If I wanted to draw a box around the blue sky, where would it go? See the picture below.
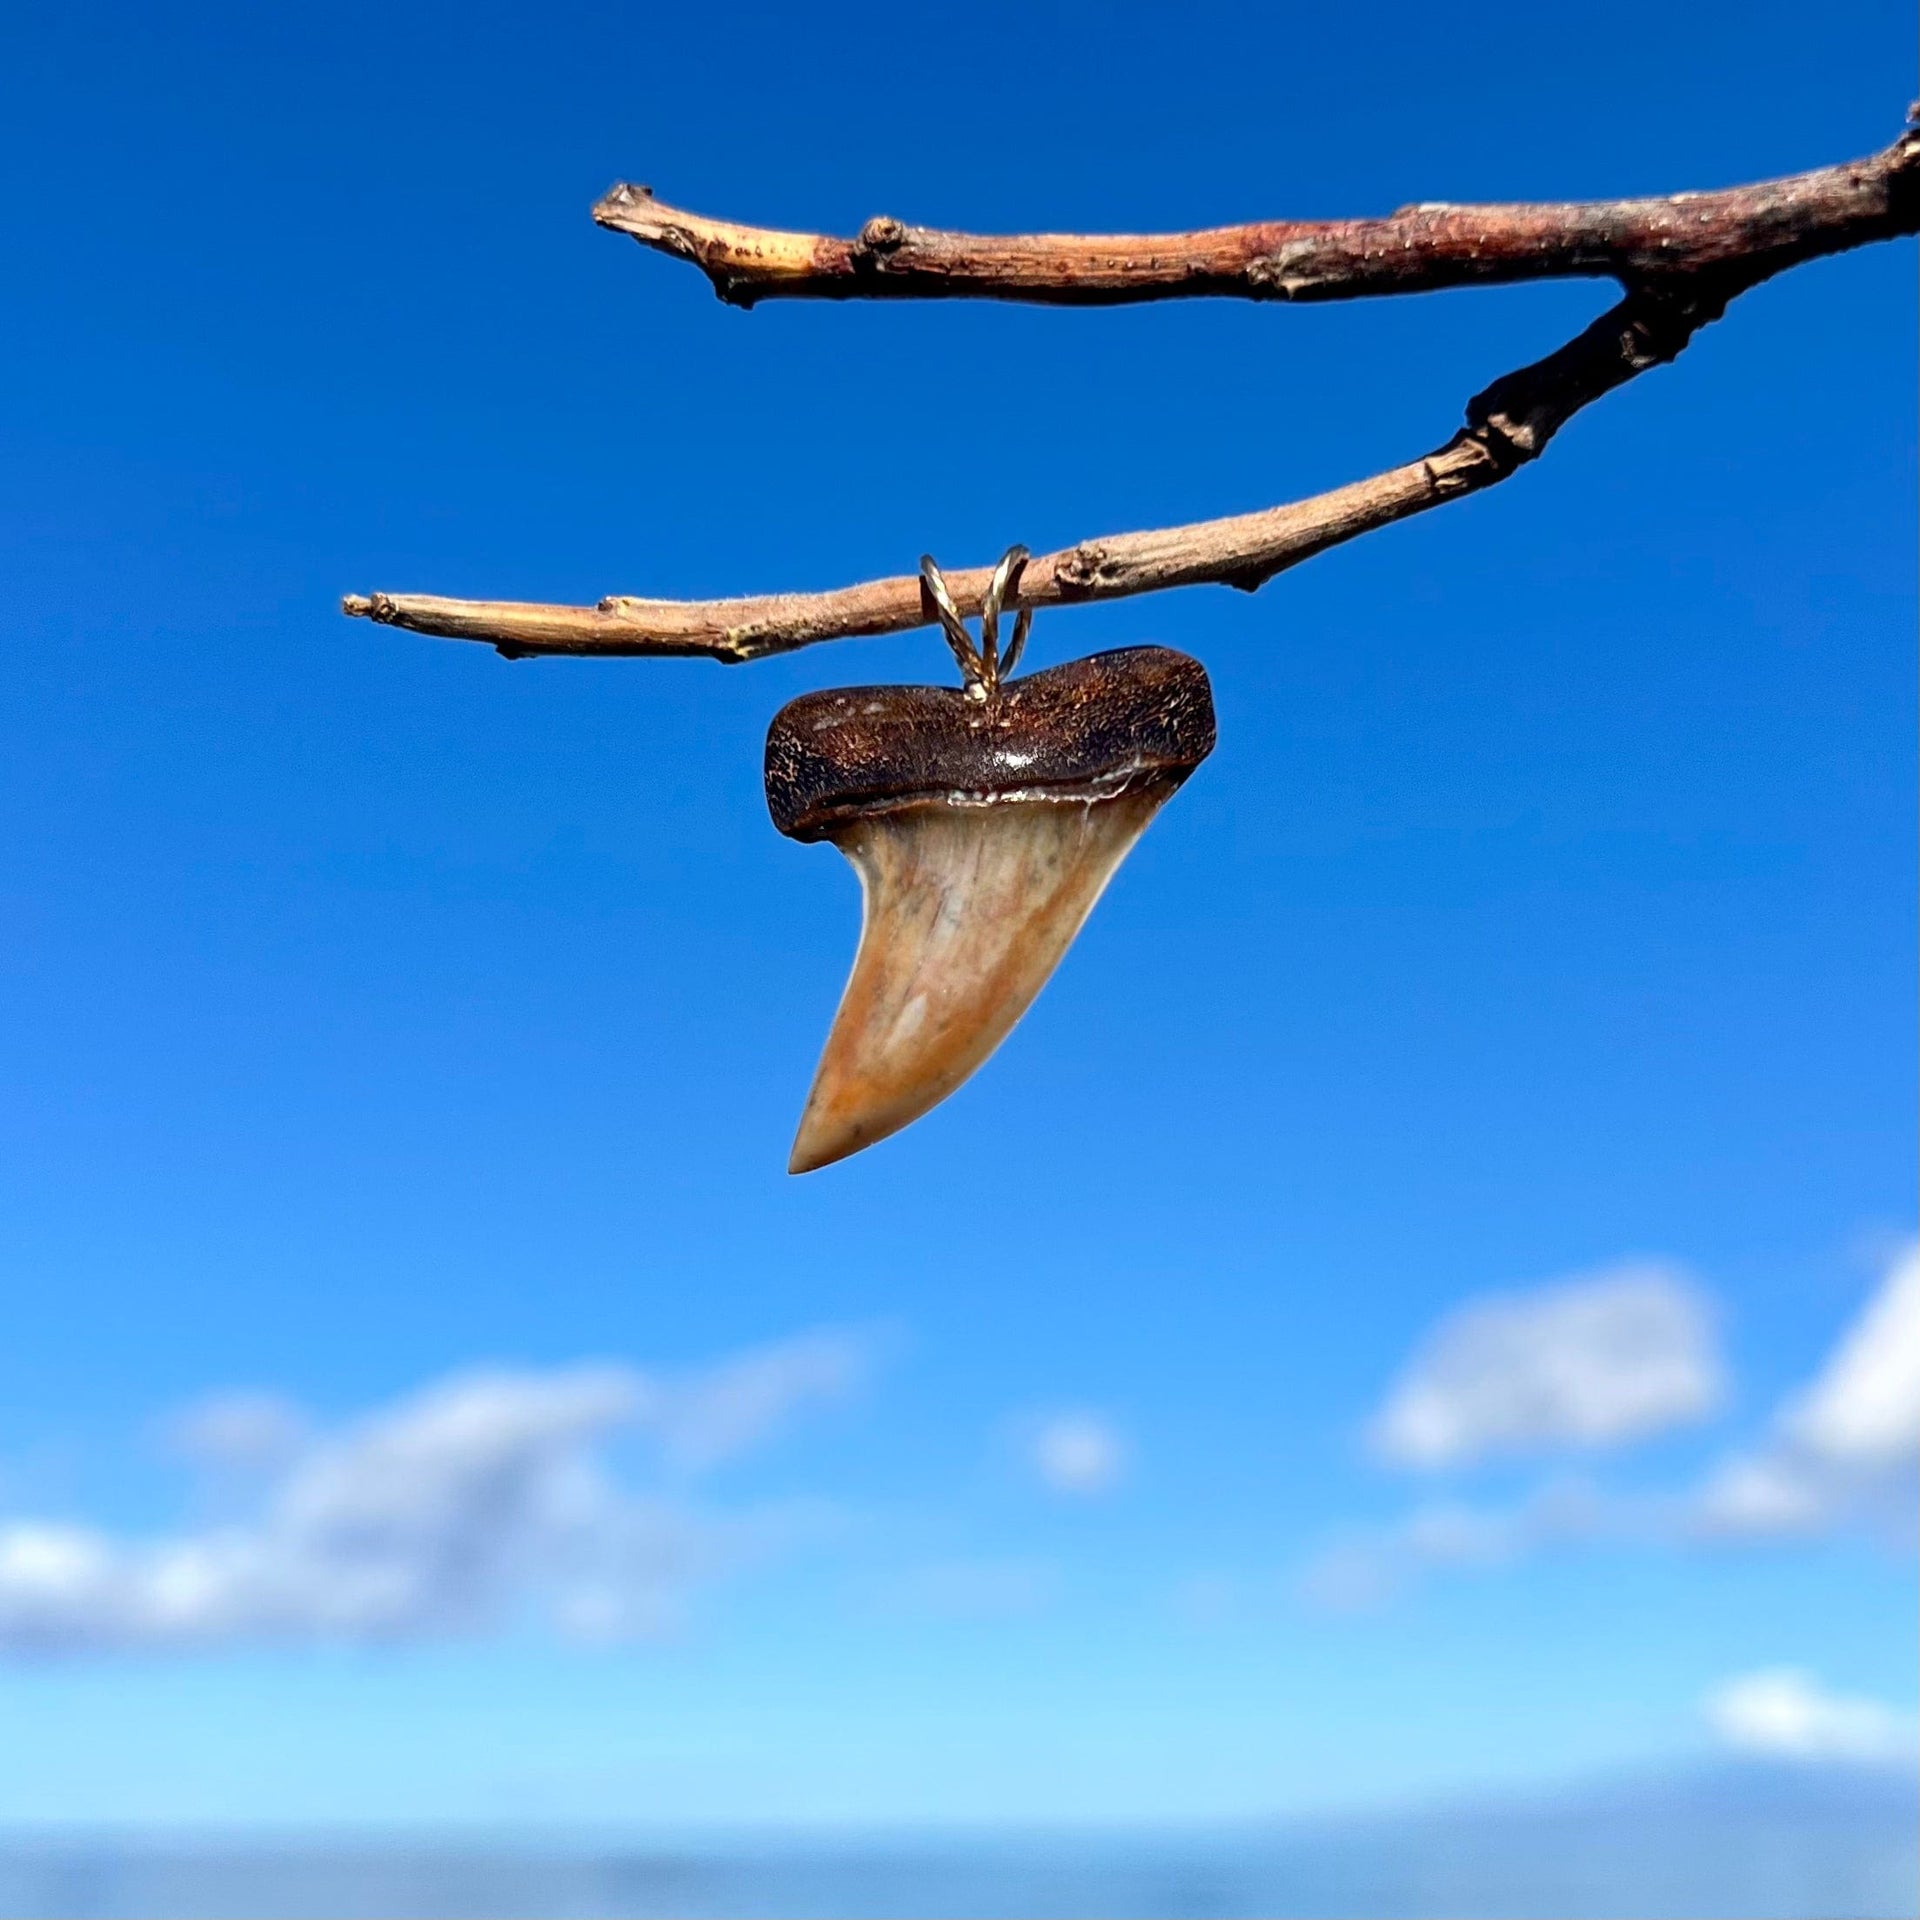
[0,0,1913,1836]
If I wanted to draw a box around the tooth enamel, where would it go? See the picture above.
[787,785,1175,1174]
[766,647,1216,1173]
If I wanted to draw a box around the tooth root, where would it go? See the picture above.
[788,785,1175,1175]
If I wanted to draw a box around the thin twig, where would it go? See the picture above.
[343,120,1919,664]
[591,133,1918,309]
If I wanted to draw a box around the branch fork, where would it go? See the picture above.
[344,119,1919,665]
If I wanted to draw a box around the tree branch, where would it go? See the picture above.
[342,120,1919,665]
[590,132,1918,309]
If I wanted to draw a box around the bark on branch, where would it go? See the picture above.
[590,132,1918,309]
[342,120,1919,665]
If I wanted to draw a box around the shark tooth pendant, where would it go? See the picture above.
[765,548,1216,1173]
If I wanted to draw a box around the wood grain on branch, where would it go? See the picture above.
[343,120,1919,665]
[591,132,1919,308]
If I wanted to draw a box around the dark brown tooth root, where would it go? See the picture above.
[765,648,1216,1174]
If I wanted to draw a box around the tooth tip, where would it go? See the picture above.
[787,1137,830,1176]
[786,1115,864,1176]
[789,1069,917,1172]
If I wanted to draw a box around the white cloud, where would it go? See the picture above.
[1690,1455,1828,1537]
[1302,1243,1919,1608]
[1706,1669,1918,1765]
[651,1328,876,1473]
[0,1330,875,1656]
[1370,1262,1724,1470]
[1297,1478,1615,1611]
[1693,1240,1919,1540]
[161,1391,308,1469]
[1029,1413,1127,1496]
[1780,1242,1920,1467]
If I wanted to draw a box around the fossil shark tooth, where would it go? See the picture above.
[765,646,1216,1174]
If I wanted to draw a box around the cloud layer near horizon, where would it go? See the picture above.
[1304,1241,1919,1609]
[0,1330,877,1654]
[1706,1667,1920,1765]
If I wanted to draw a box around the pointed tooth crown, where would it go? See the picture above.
[766,648,1216,1173]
